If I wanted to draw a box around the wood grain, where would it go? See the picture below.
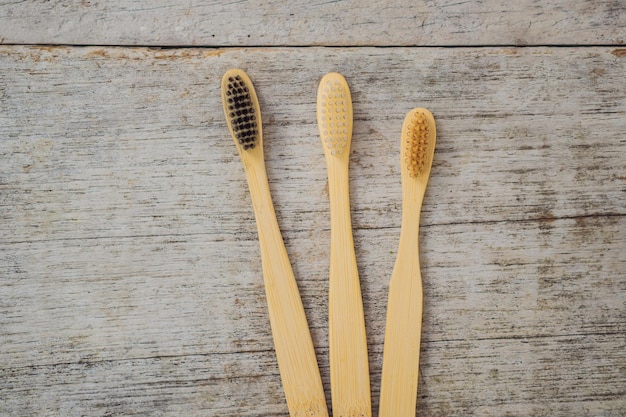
[1,46,625,416]
[0,0,624,47]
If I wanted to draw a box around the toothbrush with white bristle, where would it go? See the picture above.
[317,72,371,417]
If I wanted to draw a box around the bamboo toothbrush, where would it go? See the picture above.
[221,69,329,417]
[316,73,371,417]
[378,108,436,417]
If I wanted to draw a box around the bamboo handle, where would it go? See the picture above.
[378,249,423,417]
[245,161,328,417]
[327,158,371,417]
[379,184,424,417]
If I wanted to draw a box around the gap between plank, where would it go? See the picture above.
[1,43,625,49]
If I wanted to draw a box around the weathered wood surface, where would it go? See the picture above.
[1,46,625,416]
[0,0,625,46]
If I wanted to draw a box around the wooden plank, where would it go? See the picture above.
[0,0,624,47]
[0,46,623,231]
[1,218,624,415]
[1,46,625,415]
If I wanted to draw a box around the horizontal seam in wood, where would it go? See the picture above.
[1,43,626,49]
[425,330,626,344]
[5,330,622,374]
[418,212,626,229]
[0,212,623,246]
[2,349,277,372]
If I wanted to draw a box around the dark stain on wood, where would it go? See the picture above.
[611,48,626,57]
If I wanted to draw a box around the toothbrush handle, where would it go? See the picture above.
[246,161,328,417]
[327,160,371,417]
[379,237,423,417]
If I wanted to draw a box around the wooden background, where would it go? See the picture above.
[1,1,625,416]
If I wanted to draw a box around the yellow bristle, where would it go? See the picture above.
[404,110,433,177]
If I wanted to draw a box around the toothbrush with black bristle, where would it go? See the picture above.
[221,69,329,417]
[316,72,371,417]
[378,108,436,417]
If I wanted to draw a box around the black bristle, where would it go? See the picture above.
[226,74,258,150]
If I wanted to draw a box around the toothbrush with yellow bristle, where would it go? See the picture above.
[221,69,329,417]
[316,72,371,417]
[378,108,436,417]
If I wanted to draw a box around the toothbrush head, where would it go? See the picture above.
[402,108,436,178]
[317,72,353,157]
[222,69,262,151]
